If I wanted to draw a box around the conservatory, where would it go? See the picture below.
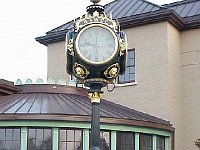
[0,79,174,150]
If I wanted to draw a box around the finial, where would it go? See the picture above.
[90,0,101,4]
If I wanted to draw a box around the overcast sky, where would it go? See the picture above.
[0,0,178,83]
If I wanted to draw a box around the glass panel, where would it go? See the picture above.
[13,129,20,140]
[67,130,74,141]
[0,129,5,140]
[130,73,135,81]
[156,136,165,150]
[140,134,153,150]
[0,141,5,149]
[102,132,110,144]
[44,129,51,140]
[118,49,135,83]
[67,142,74,150]
[37,129,43,141]
[28,128,52,150]
[13,141,20,149]
[75,130,81,141]
[59,129,83,150]
[116,132,134,150]
[125,73,129,81]
[5,141,12,149]
[60,130,66,141]
[75,142,82,150]
[29,129,35,139]
[59,142,66,150]
[129,59,135,66]
[6,129,12,140]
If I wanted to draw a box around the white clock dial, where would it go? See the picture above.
[76,25,118,64]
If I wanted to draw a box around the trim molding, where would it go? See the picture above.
[0,114,174,132]
[0,120,172,136]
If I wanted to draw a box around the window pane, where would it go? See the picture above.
[59,142,66,150]
[28,128,52,150]
[60,130,66,141]
[67,142,74,150]
[6,129,12,140]
[140,134,153,150]
[119,49,135,83]
[156,136,165,150]
[75,130,82,141]
[116,132,134,150]
[59,129,83,150]
[67,130,74,141]
[0,129,5,140]
[75,142,82,150]
[0,128,20,150]
[13,129,20,140]
[13,141,20,149]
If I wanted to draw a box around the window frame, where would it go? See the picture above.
[58,128,83,150]
[27,127,52,150]
[89,130,111,150]
[118,49,136,84]
[139,133,153,150]
[0,127,21,150]
[116,131,135,150]
[156,135,165,150]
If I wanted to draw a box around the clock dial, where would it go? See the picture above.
[76,25,117,64]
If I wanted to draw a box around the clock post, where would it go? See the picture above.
[66,0,127,149]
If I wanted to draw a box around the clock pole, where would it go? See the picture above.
[88,83,103,150]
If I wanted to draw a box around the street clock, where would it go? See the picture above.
[66,4,127,88]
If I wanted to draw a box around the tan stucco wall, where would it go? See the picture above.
[180,29,200,150]
[166,23,182,150]
[103,22,182,150]
[47,41,70,83]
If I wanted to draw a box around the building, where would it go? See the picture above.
[0,79,174,150]
[36,0,200,150]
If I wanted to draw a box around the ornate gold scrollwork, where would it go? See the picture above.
[104,63,120,79]
[73,63,90,79]
[75,11,119,32]
[67,39,74,56]
[88,91,103,103]
[119,38,126,56]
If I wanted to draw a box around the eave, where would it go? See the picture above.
[35,9,200,46]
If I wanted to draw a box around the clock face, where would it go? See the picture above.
[76,25,118,64]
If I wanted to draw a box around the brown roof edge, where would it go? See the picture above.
[0,79,21,95]
[0,114,175,132]
[119,9,185,30]
[17,84,88,96]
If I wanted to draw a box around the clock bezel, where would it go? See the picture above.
[75,24,119,65]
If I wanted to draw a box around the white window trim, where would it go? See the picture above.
[116,80,137,87]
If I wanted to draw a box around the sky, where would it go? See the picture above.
[0,0,179,83]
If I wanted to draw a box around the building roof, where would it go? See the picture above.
[0,84,174,131]
[163,0,200,18]
[36,0,200,46]
[47,0,163,34]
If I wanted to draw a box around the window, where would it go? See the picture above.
[90,131,110,150]
[100,131,110,150]
[156,136,165,150]
[140,134,153,150]
[118,49,135,83]
[59,129,82,150]
[27,128,52,150]
[0,128,21,150]
[116,132,134,150]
